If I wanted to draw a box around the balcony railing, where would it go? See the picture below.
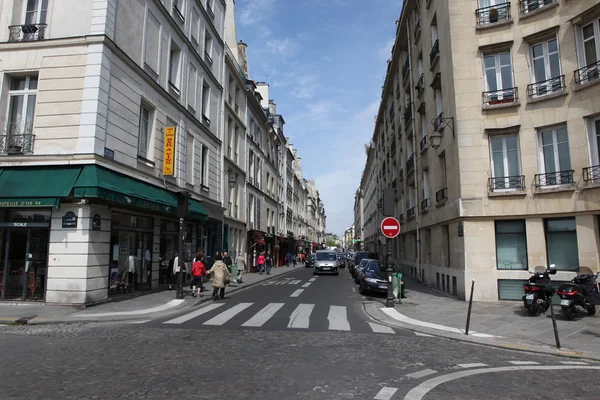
[519,0,556,14]
[433,112,444,131]
[415,73,425,93]
[389,105,395,119]
[0,134,35,154]
[407,207,416,221]
[406,154,415,173]
[527,75,565,97]
[402,57,410,79]
[168,80,181,97]
[429,39,440,65]
[535,170,575,187]
[476,2,511,25]
[207,3,215,20]
[420,136,428,151]
[8,24,47,42]
[399,168,404,180]
[482,87,518,106]
[575,60,600,84]
[403,107,412,124]
[421,198,430,212]
[488,175,525,191]
[204,51,213,66]
[583,165,600,182]
[414,19,421,39]
[173,3,185,22]
[435,188,448,203]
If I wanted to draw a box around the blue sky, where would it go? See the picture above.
[236,0,403,236]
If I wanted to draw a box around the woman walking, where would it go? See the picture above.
[191,251,206,297]
[236,252,246,283]
[207,252,230,300]
[257,252,266,275]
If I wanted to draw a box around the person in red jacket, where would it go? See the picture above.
[192,252,206,298]
[257,252,266,275]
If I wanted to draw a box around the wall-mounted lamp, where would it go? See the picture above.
[429,132,443,150]
[224,169,237,189]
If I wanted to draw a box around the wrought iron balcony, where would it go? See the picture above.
[8,24,47,42]
[402,57,410,79]
[527,75,565,97]
[414,19,421,39]
[482,87,518,106]
[415,73,425,93]
[519,0,556,14]
[399,168,404,180]
[420,136,428,152]
[407,207,416,221]
[433,112,444,131]
[406,154,415,173]
[583,165,600,182]
[488,175,525,191]
[0,134,35,154]
[435,188,448,203]
[429,39,440,65]
[575,60,600,84]
[476,2,511,25]
[535,170,574,187]
[421,198,430,212]
[403,107,412,124]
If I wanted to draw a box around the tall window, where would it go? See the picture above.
[187,64,197,111]
[168,42,181,92]
[490,135,521,189]
[191,7,200,45]
[588,117,600,171]
[423,170,430,201]
[144,11,161,75]
[138,103,153,159]
[545,218,579,271]
[530,37,562,95]
[7,75,38,137]
[201,82,210,121]
[495,220,527,270]
[434,88,442,117]
[186,133,195,185]
[580,19,600,76]
[204,30,213,65]
[200,144,208,188]
[420,113,427,140]
[248,151,255,183]
[537,125,571,185]
[484,52,515,100]
[233,125,239,163]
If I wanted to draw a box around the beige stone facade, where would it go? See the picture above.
[356,0,600,301]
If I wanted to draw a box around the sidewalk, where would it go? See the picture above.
[364,276,600,360]
[0,264,303,325]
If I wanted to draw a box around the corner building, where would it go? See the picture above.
[359,0,600,301]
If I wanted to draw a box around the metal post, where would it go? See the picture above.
[176,217,184,299]
[465,279,475,335]
[385,240,394,308]
[549,299,561,349]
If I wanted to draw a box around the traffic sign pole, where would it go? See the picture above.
[380,217,401,308]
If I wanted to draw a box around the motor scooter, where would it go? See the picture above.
[556,267,600,320]
[522,265,557,316]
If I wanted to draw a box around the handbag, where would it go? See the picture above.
[223,269,231,285]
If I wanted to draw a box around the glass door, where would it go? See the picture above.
[2,229,28,300]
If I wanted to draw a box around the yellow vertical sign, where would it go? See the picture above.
[163,127,176,176]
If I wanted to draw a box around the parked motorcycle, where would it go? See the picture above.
[522,265,557,316]
[556,267,600,320]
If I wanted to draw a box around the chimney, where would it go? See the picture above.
[268,100,276,114]
[237,40,249,77]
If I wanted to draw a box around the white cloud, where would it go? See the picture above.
[238,0,277,26]
[265,37,298,58]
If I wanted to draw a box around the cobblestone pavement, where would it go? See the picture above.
[2,322,600,400]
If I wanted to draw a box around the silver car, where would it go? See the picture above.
[313,250,339,276]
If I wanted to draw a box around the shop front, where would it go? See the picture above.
[247,230,266,271]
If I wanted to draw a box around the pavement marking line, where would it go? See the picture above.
[289,280,301,285]
[352,287,356,292]
[457,363,488,368]
[414,332,433,337]
[290,289,304,298]
[74,299,186,318]
[368,322,395,334]
[241,303,285,327]
[128,320,151,324]
[302,282,311,288]
[327,306,350,331]
[406,369,438,379]
[288,304,314,329]
[509,361,539,365]
[374,387,398,400]
[309,277,317,282]
[163,303,225,324]
[404,366,600,400]
[203,302,254,326]
[262,281,275,286]
[560,361,589,365]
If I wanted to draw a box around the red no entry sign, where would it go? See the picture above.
[381,217,401,238]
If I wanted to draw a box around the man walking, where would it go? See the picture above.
[285,252,291,267]
[265,251,273,275]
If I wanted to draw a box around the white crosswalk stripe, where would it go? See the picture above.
[328,305,350,331]
[203,303,253,326]
[368,322,395,334]
[241,303,285,327]
[374,387,398,400]
[288,304,314,329]
[163,303,225,324]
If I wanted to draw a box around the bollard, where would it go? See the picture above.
[465,279,475,335]
[549,296,561,349]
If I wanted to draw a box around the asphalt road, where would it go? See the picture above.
[1,267,599,400]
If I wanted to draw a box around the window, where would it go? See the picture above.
[248,151,255,183]
[423,170,430,202]
[586,117,600,182]
[172,0,185,22]
[529,37,563,96]
[577,18,600,83]
[233,125,239,163]
[7,75,38,138]
[204,30,213,65]
[25,0,48,24]
[545,218,579,271]
[201,82,210,122]
[537,125,572,185]
[191,7,200,45]
[495,220,527,270]
[187,64,197,111]
[144,11,161,75]
[420,113,427,140]
[477,0,510,25]
[186,133,194,185]
[434,88,442,116]
[168,42,182,94]
[483,52,515,103]
[138,103,153,159]
[200,144,208,188]
[489,135,522,190]
[498,279,529,301]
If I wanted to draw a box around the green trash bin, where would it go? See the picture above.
[230,264,239,285]
[392,272,403,304]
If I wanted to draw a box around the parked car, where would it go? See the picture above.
[305,253,316,268]
[336,252,346,269]
[358,260,389,295]
[351,251,378,278]
[313,250,339,275]
[354,258,377,284]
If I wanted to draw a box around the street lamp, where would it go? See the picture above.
[429,132,443,149]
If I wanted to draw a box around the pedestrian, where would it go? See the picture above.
[191,252,206,297]
[285,252,291,267]
[292,253,297,267]
[236,252,246,284]
[222,251,233,270]
[265,250,272,275]
[206,252,230,300]
[171,253,186,292]
[301,252,306,265]
[257,251,266,275]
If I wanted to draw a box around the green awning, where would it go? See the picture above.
[0,166,83,208]
[73,165,178,214]
[189,198,209,220]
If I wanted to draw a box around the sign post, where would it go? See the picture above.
[163,127,176,176]
[381,217,401,308]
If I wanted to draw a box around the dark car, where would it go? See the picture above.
[305,253,316,268]
[358,260,389,295]
[351,251,378,278]
[336,253,346,269]
[354,258,377,284]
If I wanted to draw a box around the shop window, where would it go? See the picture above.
[1,209,50,223]
[112,212,153,230]
[545,218,579,271]
[495,220,527,270]
[452,276,457,296]
[498,279,528,301]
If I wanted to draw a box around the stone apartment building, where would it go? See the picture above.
[356,0,600,301]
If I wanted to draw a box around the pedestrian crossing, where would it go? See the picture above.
[160,301,402,334]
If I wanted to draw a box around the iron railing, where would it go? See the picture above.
[433,112,444,131]
[207,3,215,19]
[168,80,181,96]
[404,107,412,124]
[429,39,440,65]
[527,75,565,97]
[421,198,430,212]
[488,175,525,191]
[415,73,425,92]
[535,170,575,186]
[519,0,556,14]
[406,154,415,173]
[407,207,416,221]
[399,168,404,180]
[583,165,600,182]
[0,134,35,154]
[8,24,47,42]
[402,57,410,79]
[173,3,185,22]
[575,60,600,84]
[420,136,428,151]
[414,19,421,39]
[476,2,511,25]
[482,87,518,106]
[389,104,395,119]
[436,188,448,203]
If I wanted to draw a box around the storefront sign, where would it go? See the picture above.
[0,199,56,207]
[92,214,101,230]
[163,127,176,176]
[62,211,78,228]
[104,147,115,160]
